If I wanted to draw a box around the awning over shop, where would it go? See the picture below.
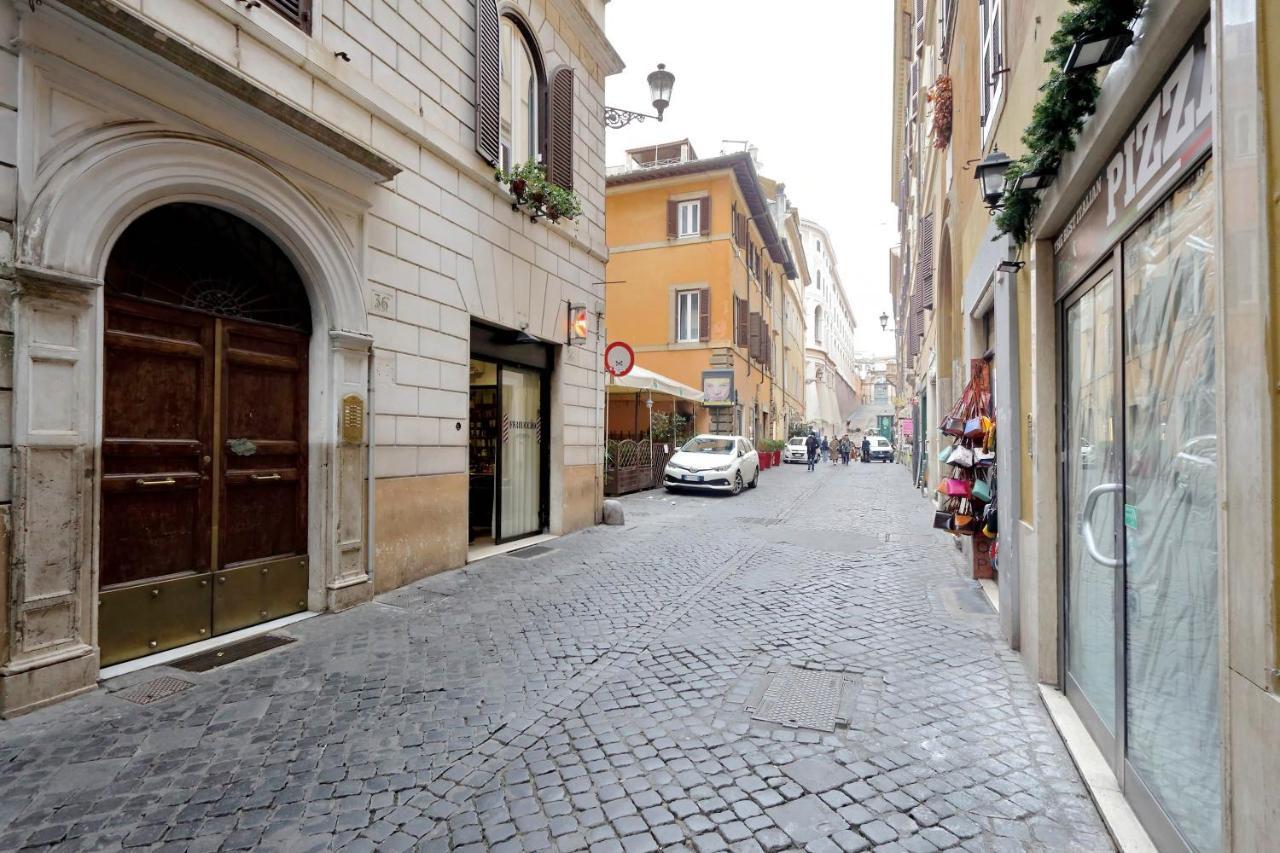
[606,365,703,403]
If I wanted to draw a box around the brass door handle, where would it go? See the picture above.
[136,477,176,486]
[251,473,282,481]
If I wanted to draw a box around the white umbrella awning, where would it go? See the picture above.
[607,365,704,402]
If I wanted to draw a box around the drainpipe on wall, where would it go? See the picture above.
[365,350,376,591]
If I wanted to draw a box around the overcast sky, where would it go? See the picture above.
[603,0,899,358]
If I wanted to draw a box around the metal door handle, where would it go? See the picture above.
[251,473,282,481]
[1081,483,1123,568]
[136,477,176,486]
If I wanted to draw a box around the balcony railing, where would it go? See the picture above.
[606,156,689,176]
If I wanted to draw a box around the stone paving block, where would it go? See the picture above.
[0,466,1113,853]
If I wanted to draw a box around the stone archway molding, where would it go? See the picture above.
[19,128,367,335]
[2,129,374,716]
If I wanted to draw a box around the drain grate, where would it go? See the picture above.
[116,676,195,705]
[173,634,296,672]
[511,545,554,559]
[748,666,845,732]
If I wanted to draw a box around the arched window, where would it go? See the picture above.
[500,16,539,170]
[814,305,824,343]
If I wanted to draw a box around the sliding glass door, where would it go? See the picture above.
[1061,161,1220,853]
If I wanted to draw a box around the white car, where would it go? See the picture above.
[784,436,809,464]
[866,435,894,462]
[663,435,760,495]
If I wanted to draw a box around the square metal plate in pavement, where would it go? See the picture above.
[749,666,845,732]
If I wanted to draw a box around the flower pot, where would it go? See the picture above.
[759,454,771,470]
[510,178,527,201]
[773,451,782,466]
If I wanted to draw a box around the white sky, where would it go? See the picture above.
[603,0,899,358]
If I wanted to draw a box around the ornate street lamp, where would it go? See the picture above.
[974,149,1014,210]
[605,64,675,129]
[879,312,890,332]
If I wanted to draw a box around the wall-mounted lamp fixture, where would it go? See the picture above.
[604,64,675,129]
[997,260,1025,274]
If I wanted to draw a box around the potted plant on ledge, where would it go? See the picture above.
[496,160,583,224]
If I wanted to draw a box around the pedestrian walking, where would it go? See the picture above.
[805,431,819,472]
[839,436,852,465]
[820,436,830,463]
[861,435,872,463]
[831,436,842,466]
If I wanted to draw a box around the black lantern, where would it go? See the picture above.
[1012,163,1057,193]
[1063,29,1134,74]
[996,259,1025,274]
[879,312,890,332]
[974,149,1014,209]
[647,64,675,120]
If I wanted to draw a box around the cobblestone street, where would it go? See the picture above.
[0,462,1111,852]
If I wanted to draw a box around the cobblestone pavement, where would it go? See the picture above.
[0,462,1113,852]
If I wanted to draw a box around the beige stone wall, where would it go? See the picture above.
[560,462,599,535]
[373,473,468,593]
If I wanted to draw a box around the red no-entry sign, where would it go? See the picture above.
[604,341,635,377]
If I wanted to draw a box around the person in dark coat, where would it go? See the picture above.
[805,431,820,472]
[861,435,872,463]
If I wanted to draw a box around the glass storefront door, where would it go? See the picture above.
[499,365,545,542]
[1061,161,1220,853]
[1063,268,1120,753]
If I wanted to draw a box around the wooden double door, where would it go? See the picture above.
[98,297,309,666]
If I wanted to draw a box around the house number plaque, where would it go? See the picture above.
[341,394,365,444]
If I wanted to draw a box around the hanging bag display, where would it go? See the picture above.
[941,477,972,498]
[972,473,992,503]
[946,444,975,468]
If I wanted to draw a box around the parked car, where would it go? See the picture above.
[867,435,894,462]
[664,435,760,495]
[784,436,809,464]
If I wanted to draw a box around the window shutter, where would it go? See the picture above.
[699,288,710,341]
[262,0,312,30]
[547,66,575,190]
[731,202,738,242]
[737,213,748,249]
[699,196,711,236]
[749,312,762,361]
[917,213,935,309]
[736,296,749,347]
[667,200,680,239]
[474,0,501,166]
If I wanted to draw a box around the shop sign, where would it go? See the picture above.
[701,370,735,407]
[900,417,914,437]
[1054,21,1212,290]
[604,341,635,377]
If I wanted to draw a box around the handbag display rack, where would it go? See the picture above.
[933,374,998,538]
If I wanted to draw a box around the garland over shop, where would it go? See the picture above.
[993,0,1144,244]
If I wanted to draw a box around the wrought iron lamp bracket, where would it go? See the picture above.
[604,107,660,129]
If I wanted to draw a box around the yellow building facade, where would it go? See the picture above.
[605,146,806,441]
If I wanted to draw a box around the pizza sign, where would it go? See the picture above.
[604,341,635,377]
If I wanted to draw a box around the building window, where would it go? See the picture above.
[500,16,540,170]
[676,290,702,343]
[979,0,1004,134]
[814,305,824,343]
[262,0,312,32]
[678,200,701,238]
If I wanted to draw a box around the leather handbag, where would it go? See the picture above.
[963,417,985,439]
[972,477,992,503]
[933,511,955,531]
[941,478,972,498]
[974,448,995,466]
[947,445,975,468]
[941,416,966,437]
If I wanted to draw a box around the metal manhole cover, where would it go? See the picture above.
[511,545,554,559]
[173,634,295,672]
[749,666,845,732]
[116,676,195,705]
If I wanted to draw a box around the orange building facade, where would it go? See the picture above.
[604,144,807,442]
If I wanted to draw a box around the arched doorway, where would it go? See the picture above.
[97,203,312,666]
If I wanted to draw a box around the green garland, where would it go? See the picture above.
[994,0,1143,244]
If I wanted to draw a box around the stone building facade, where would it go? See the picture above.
[799,219,858,438]
[0,0,620,715]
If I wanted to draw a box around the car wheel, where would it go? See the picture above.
[748,468,759,489]
[731,472,743,495]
